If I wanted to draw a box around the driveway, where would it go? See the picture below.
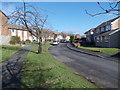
[48,43,119,88]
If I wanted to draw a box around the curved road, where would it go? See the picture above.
[48,43,119,88]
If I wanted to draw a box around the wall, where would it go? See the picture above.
[109,30,120,48]
[95,42,109,47]
[111,18,120,30]
[0,12,9,36]
[0,35,11,45]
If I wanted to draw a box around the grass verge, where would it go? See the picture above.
[21,43,97,88]
[0,45,22,62]
[79,46,120,55]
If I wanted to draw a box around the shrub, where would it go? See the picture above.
[25,39,31,43]
[70,35,75,43]
[9,36,21,45]
[21,41,25,44]
[74,43,81,48]
[9,40,16,45]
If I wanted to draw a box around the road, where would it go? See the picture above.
[48,43,119,88]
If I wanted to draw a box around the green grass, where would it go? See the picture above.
[21,43,97,88]
[0,45,22,62]
[79,46,120,55]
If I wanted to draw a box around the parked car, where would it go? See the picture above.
[52,40,59,45]
[60,39,66,43]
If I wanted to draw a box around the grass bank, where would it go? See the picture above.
[0,45,22,62]
[79,46,120,55]
[21,43,97,88]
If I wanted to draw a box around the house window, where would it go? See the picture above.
[99,27,101,32]
[104,36,109,42]
[102,36,105,42]
[12,29,14,32]
[96,37,99,42]
[106,25,111,31]
[99,36,101,42]
[101,27,104,32]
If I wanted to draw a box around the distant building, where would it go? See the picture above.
[53,32,70,41]
[84,28,94,42]
[84,17,120,48]
[75,34,81,39]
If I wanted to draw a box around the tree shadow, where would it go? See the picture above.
[111,52,120,58]
[29,50,38,54]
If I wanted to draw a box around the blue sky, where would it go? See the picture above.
[1,2,117,35]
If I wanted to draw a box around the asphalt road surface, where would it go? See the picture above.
[48,43,119,88]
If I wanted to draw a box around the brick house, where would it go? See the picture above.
[0,10,36,45]
[84,17,120,48]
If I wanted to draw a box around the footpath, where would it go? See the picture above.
[0,45,36,88]
[67,43,119,62]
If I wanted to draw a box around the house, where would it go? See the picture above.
[0,10,37,45]
[75,34,81,40]
[53,32,70,41]
[0,10,10,45]
[8,23,35,42]
[84,17,120,48]
[84,28,95,42]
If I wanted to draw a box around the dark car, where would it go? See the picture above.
[60,39,66,43]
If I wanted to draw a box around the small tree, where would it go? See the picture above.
[70,35,75,43]
[9,2,48,54]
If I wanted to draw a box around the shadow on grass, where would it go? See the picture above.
[29,50,38,54]
[2,46,21,51]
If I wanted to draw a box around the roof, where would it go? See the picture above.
[95,17,119,28]
[8,23,27,31]
[109,29,120,36]
[84,17,120,34]
[0,10,9,19]
[95,30,116,37]
[84,28,95,34]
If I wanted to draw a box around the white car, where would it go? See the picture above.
[52,40,59,45]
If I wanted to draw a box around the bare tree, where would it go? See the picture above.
[85,1,120,16]
[61,32,67,39]
[9,2,48,54]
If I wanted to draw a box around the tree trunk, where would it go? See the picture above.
[38,42,42,54]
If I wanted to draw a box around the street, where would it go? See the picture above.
[48,43,119,88]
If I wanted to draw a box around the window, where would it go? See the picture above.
[99,27,101,32]
[96,37,99,42]
[99,36,101,42]
[104,36,109,42]
[101,27,104,32]
[106,25,111,31]
[12,29,14,32]
[102,36,105,42]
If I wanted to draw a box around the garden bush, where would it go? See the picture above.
[25,39,31,43]
[9,36,21,44]
[74,43,81,47]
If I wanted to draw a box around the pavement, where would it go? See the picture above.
[0,45,35,89]
[48,43,119,88]
[67,43,119,61]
